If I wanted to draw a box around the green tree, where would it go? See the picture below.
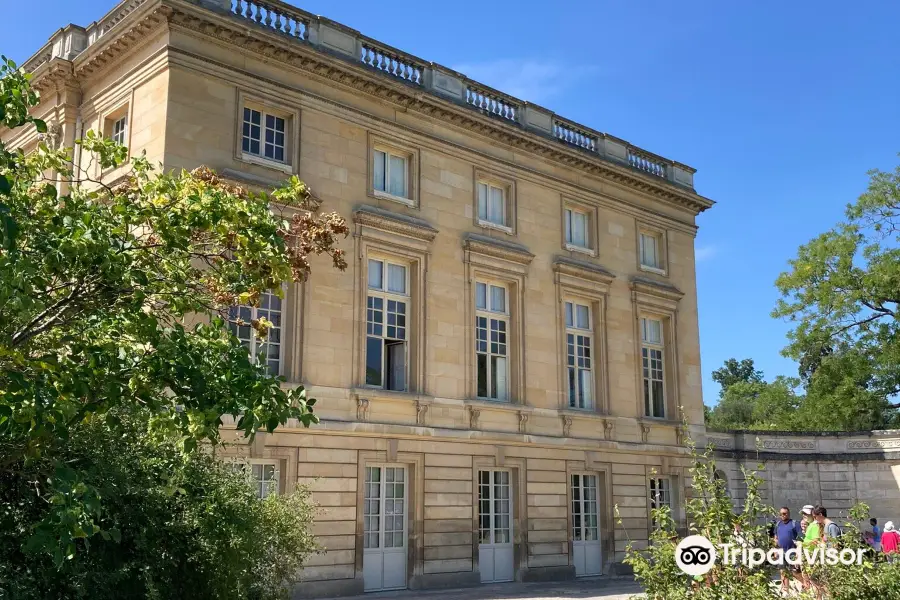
[0,409,319,600]
[0,56,347,561]
[774,159,900,429]
[706,376,801,431]
[711,358,764,397]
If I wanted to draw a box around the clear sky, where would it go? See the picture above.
[4,0,900,405]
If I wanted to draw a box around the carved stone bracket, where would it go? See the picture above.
[468,406,481,430]
[603,419,615,441]
[415,400,428,426]
[517,411,529,434]
[675,425,686,447]
[356,396,370,422]
[561,415,573,438]
[640,422,651,443]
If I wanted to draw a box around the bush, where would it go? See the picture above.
[621,438,900,599]
[0,410,318,600]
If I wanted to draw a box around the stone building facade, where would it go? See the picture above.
[9,0,897,598]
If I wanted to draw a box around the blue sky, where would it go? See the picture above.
[5,0,900,405]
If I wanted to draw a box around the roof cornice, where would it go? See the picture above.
[26,0,715,216]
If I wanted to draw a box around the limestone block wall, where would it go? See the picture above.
[708,430,900,523]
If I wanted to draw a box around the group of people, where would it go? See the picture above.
[771,504,899,597]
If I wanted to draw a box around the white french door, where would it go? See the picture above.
[363,465,408,591]
[571,474,602,576]
[478,470,514,583]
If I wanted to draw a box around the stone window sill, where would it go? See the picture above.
[476,219,513,235]
[240,152,293,174]
[372,189,416,207]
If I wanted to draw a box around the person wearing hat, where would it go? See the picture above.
[801,505,820,545]
[883,521,899,562]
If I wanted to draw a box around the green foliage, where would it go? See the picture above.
[0,410,318,600]
[622,438,900,599]
[0,54,347,562]
[773,159,900,430]
[711,358,764,397]
[706,376,802,431]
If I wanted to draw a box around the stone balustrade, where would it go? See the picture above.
[553,118,599,152]
[465,84,519,123]
[19,0,697,190]
[360,40,423,85]
[229,0,309,40]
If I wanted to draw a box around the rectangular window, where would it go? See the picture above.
[228,291,283,376]
[565,208,589,248]
[364,466,406,549]
[366,258,408,391]
[477,182,507,227]
[641,317,665,418]
[373,149,409,198]
[566,301,593,409]
[231,462,279,499]
[475,281,508,401]
[242,107,286,163]
[649,477,671,527]
[111,115,128,146]
[640,232,661,270]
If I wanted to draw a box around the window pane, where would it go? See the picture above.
[388,154,406,197]
[374,150,386,191]
[387,263,406,294]
[641,233,659,268]
[493,356,507,401]
[565,302,573,327]
[564,209,572,243]
[366,336,382,386]
[568,367,577,408]
[652,380,665,417]
[477,353,488,398]
[576,304,590,329]
[476,282,487,310]
[488,186,504,224]
[573,212,587,247]
[490,285,505,313]
[477,183,488,221]
[580,369,593,408]
[368,259,383,290]
[386,340,406,391]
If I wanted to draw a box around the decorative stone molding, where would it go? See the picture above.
[517,411,529,434]
[640,422,651,443]
[414,400,428,426]
[561,416,573,438]
[675,425,686,447]
[630,277,684,311]
[552,256,615,288]
[603,419,615,441]
[848,440,900,450]
[41,123,63,150]
[706,436,734,450]
[355,396,369,422]
[22,0,714,216]
[353,204,437,244]
[468,406,480,430]
[762,440,816,450]
[462,233,534,268]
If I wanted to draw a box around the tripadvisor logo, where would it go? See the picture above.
[674,535,865,576]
